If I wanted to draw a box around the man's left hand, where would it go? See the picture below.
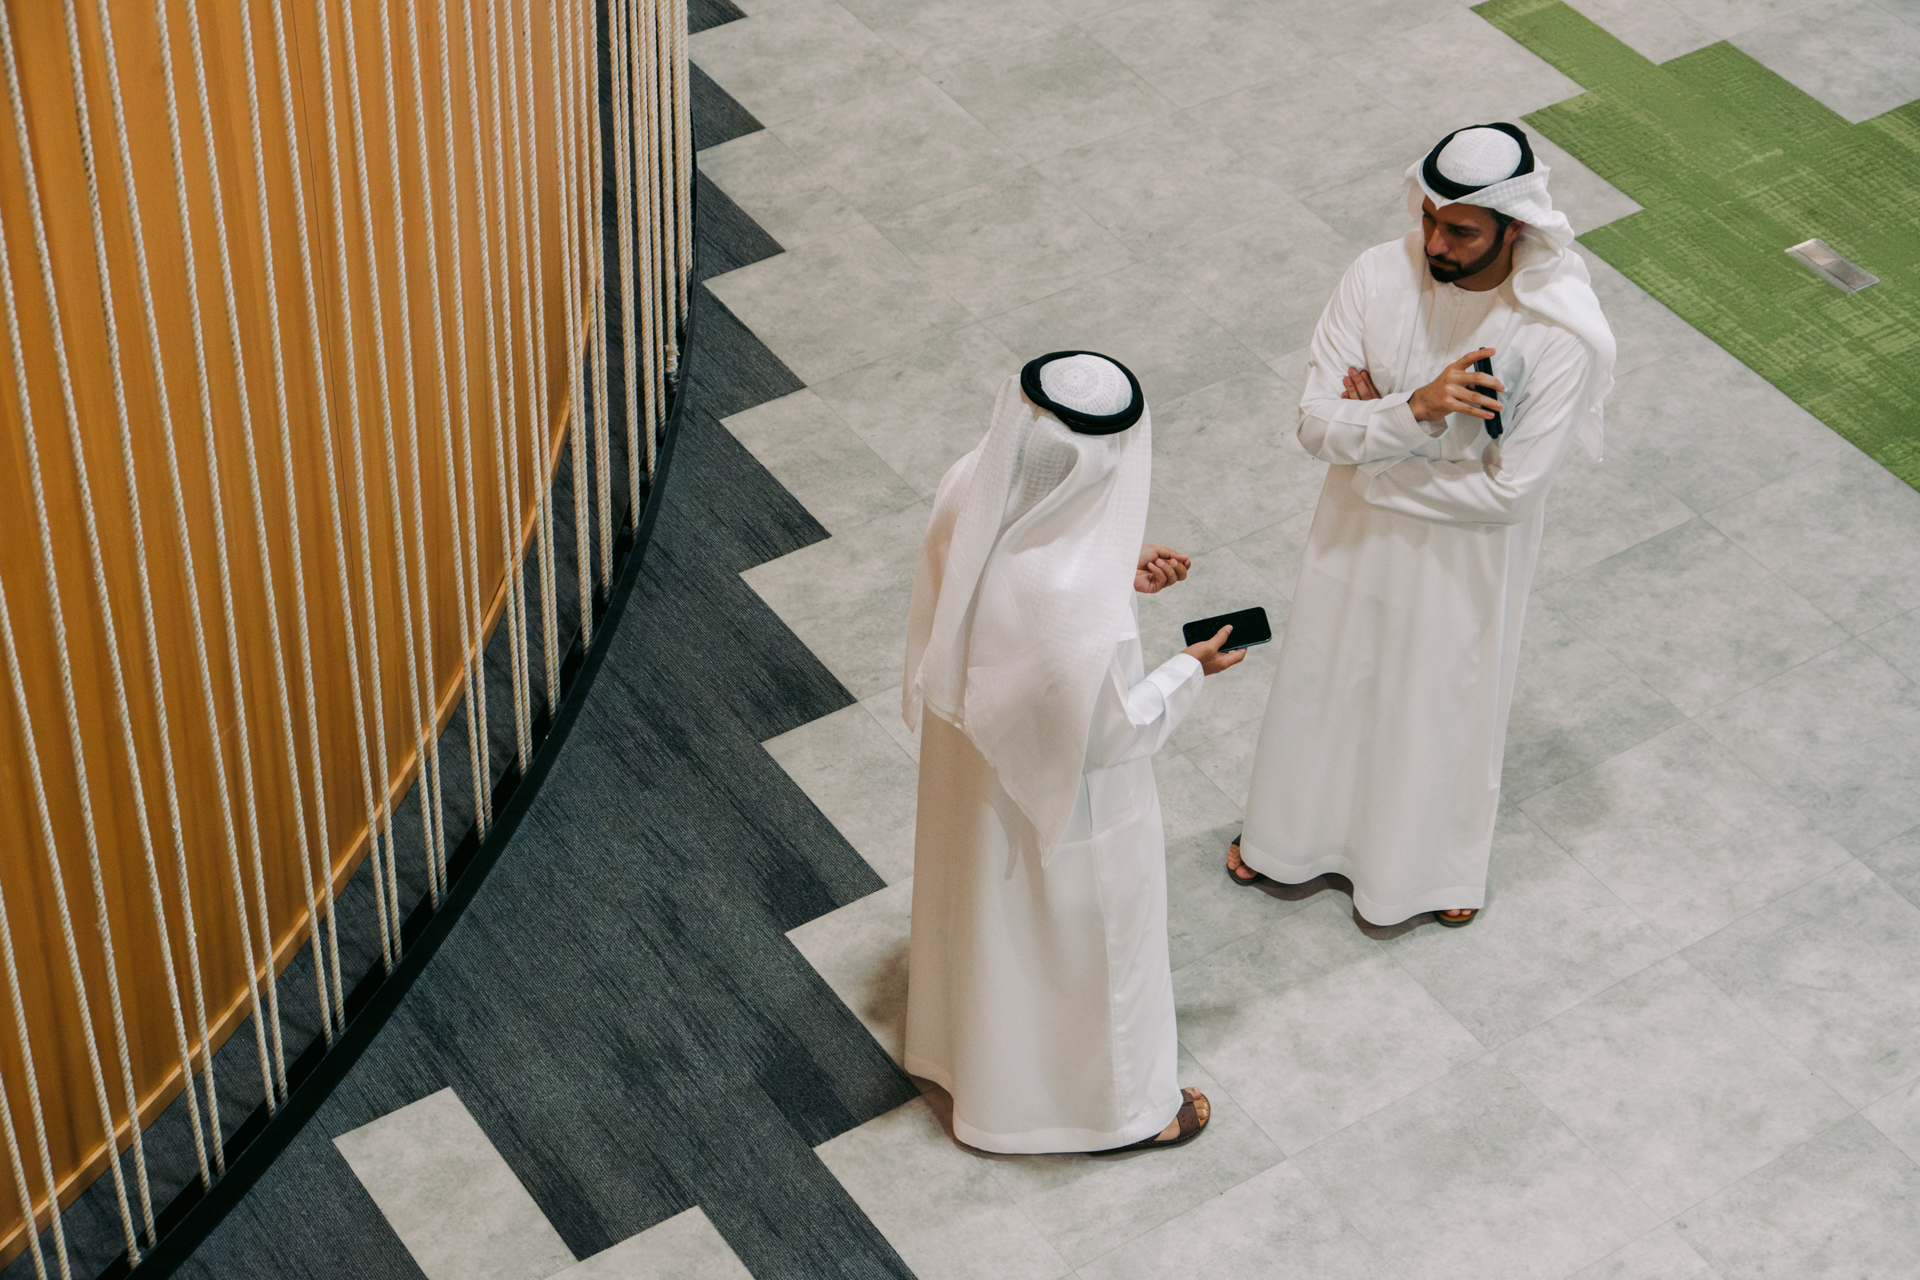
[1135,543,1191,594]
[1343,367,1382,400]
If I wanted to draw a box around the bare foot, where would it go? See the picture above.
[1438,908,1478,924]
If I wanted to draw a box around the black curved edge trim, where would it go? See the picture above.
[99,267,697,1280]
[1419,121,1536,202]
[1017,350,1144,435]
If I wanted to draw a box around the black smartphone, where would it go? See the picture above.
[1472,355,1505,439]
[1182,606,1272,654]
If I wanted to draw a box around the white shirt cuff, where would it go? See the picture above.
[1152,652,1203,692]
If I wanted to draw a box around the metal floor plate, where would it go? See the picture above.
[1786,238,1878,292]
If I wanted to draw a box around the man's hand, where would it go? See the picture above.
[1135,543,1191,594]
[1409,348,1503,423]
[1342,367,1382,400]
[1182,625,1245,676]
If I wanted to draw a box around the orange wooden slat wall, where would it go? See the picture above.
[0,0,585,1260]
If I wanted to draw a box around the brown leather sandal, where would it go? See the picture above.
[1435,908,1479,928]
[1090,1088,1211,1154]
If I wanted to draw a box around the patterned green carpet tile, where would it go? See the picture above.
[1474,0,1920,489]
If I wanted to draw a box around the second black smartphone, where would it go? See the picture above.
[1473,355,1505,439]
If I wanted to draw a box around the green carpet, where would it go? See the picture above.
[1475,0,1920,490]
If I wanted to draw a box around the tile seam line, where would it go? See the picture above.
[1524,798,1840,961]
[1486,1044,1674,1252]
[1374,880,1671,1056]
[1861,1056,1920,1112]
[1686,637,1914,776]
[1667,856,1897,1102]
[1484,948,1863,1215]
[1695,487,1920,642]
[1660,1110,1902,1250]
[1535,525,1861,728]
[1491,811,1690,952]
[1496,666,1686,808]
[1267,1054,1491,1275]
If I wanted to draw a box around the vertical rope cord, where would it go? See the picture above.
[458,0,534,768]
[0,31,142,1245]
[507,0,561,705]
[584,0,613,588]
[553,0,593,648]
[74,0,295,1128]
[263,0,400,975]
[48,0,206,1234]
[649,0,676,382]
[583,0,611,585]
[151,0,343,1054]
[149,0,291,1157]
[651,0,675,380]
[28,0,202,1242]
[0,879,50,1279]
[3,440,143,1259]
[572,0,598,618]
[90,0,239,1189]
[220,0,360,1033]
[633,0,661,480]
[495,0,555,707]
[671,0,691,323]
[628,0,654,478]
[610,0,641,520]
[375,0,451,901]
[416,0,493,840]
[332,0,445,909]
[307,0,408,953]
[0,1034,49,1280]
[479,0,536,757]
[0,900,53,1280]
[431,0,497,836]
[0,586,73,1280]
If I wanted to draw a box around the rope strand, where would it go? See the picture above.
[264,0,400,976]
[0,111,143,1264]
[0,584,75,1280]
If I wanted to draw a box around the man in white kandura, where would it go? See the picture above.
[902,352,1244,1154]
[1228,122,1615,927]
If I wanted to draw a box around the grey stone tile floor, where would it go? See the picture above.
[334,1089,755,1279]
[698,1,1920,1275]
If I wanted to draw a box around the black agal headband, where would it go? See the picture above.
[1018,351,1145,435]
[1421,122,1536,201]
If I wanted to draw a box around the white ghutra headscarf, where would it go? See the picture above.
[903,354,1151,855]
[1405,122,1617,460]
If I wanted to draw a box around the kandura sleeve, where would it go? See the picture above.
[1355,328,1591,526]
[1297,255,1443,466]
[1083,650,1204,771]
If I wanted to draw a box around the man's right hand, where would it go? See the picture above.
[1409,347,1504,423]
[1182,625,1246,676]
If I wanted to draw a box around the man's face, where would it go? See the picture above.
[1421,197,1509,283]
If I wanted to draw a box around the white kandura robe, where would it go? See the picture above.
[905,602,1202,1154]
[1238,233,1595,925]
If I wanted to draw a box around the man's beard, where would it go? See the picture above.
[1427,233,1506,283]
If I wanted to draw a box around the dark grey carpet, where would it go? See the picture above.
[170,281,920,1279]
[689,0,748,35]
[692,64,764,153]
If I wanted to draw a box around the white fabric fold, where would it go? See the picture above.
[903,373,1152,856]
